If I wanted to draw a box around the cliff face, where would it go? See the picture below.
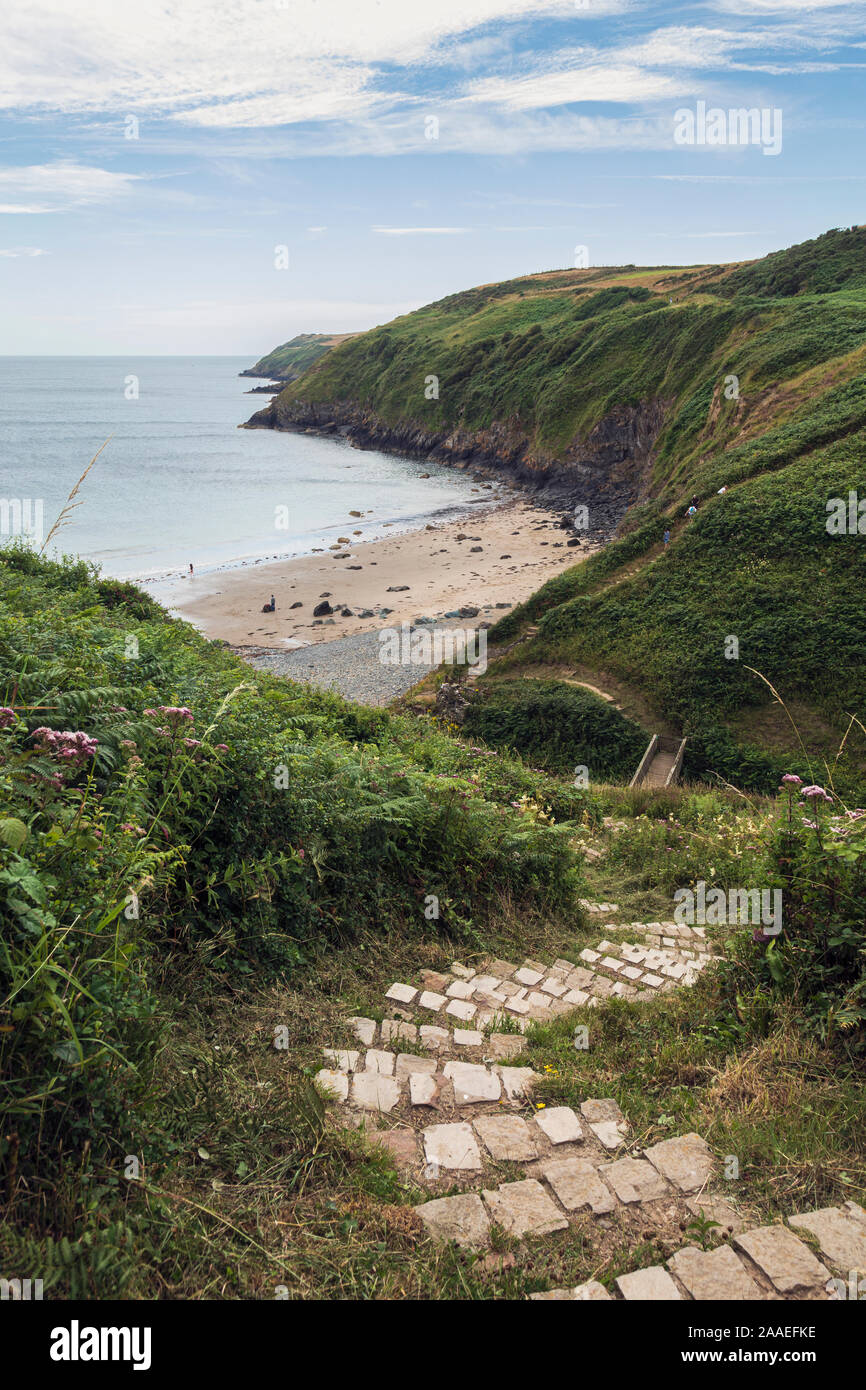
[245,393,670,531]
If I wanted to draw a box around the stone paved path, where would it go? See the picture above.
[312,905,862,1299]
[533,1202,866,1301]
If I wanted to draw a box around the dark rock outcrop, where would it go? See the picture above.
[244,393,671,540]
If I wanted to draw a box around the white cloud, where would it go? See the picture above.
[0,161,140,213]
[0,245,48,256]
[0,0,610,126]
[464,64,685,109]
[0,0,861,158]
[716,0,863,12]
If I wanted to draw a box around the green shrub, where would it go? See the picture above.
[463,679,647,780]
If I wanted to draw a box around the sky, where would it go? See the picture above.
[0,0,864,356]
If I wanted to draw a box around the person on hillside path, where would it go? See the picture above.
[663,528,670,546]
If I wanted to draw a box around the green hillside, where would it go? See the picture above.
[3,547,865,1298]
[241,331,354,381]
[260,227,866,789]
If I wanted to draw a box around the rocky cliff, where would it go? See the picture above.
[244,392,669,536]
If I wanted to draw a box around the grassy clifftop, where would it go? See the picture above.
[241,331,355,380]
[267,227,866,786]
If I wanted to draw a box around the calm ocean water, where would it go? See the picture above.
[0,357,489,580]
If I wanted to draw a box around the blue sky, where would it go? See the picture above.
[1,0,864,355]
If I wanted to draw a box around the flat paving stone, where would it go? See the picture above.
[409,1072,442,1107]
[372,1129,418,1166]
[574,1280,612,1301]
[535,1106,583,1145]
[450,962,475,980]
[644,1132,715,1193]
[322,1048,359,1072]
[419,970,451,992]
[315,1069,349,1102]
[602,1156,668,1204]
[788,1206,866,1274]
[487,1033,527,1061]
[446,979,476,999]
[496,979,522,998]
[394,1052,437,1080]
[669,1244,764,1300]
[505,996,531,1016]
[483,1179,569,1238]
[350,1072,401,1112]
[418,1193,490,1248]
[590,976,614,997]
[380,1019,417,1044]
[445,999,477,1022]
[540,977,568,997]
[443,1060,501,1104]
[515,966,544,986]
[541,1158,616,1214]
[580,1098,629,1150]
[472,974,503,994]
[385,982,417,1004]
[453,1028,484,1048]
[844,1200,866,1229]
[423,1122,483,1171]
[563,989,590,1006]
[419,1025,450,1050]
[487,959,518,978]
[616,1266,682,1301]
[474,1114,537,1162]
[526,991,552,1010]
[495,1066,538,1100]
[685,1195,749,1236]
[418,991,447,1012]
[347,1017,376,1047]
[364,1049,395,1075]
[734,1225,830,1295]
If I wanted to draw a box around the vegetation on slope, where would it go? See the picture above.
[242,332,354,381]
[463,679,647,781]
[267,227,866,783]
[1,555,863,1296]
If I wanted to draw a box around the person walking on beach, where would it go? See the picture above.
[189,563,194,577]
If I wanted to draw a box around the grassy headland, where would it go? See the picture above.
[252,227,866,789]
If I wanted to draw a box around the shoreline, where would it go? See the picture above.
[150,494,595,650]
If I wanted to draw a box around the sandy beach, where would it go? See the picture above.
[149,496,595,648]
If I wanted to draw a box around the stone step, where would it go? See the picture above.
[527,1204,866,1301]
[376,933,717,1037]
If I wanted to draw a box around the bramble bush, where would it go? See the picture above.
[744,778,866,1047]
[0,548,586,1190]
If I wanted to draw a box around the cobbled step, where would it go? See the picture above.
[528,1200,866,1300]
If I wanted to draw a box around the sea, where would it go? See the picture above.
[0,357,493,582]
